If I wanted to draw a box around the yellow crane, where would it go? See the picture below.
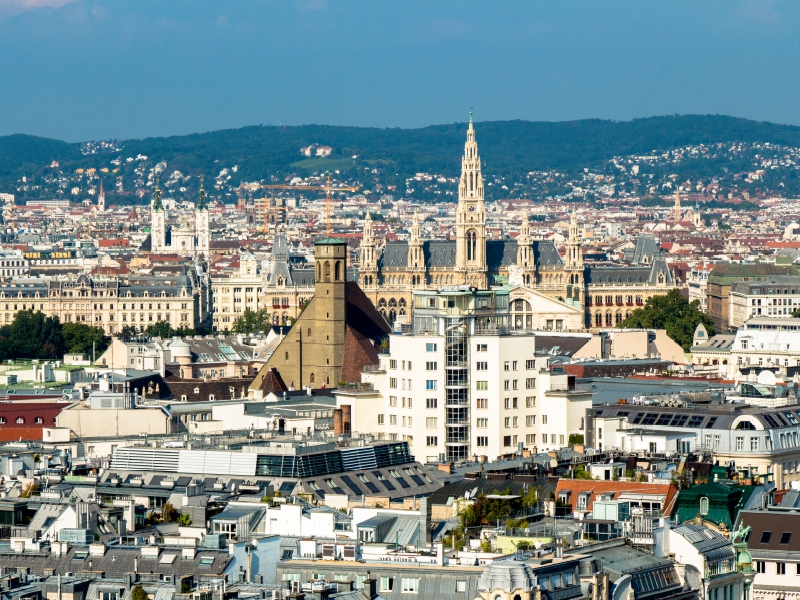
[260,175,359,236]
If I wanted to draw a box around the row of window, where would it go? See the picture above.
[0,416,46,424]
[755,560,800,574]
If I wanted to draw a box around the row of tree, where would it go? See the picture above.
[0,307,277,361]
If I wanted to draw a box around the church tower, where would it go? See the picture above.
[151,180,166,253]
[97,180,106,212]
[455,112,487,288]
[516,211,534,285]
[407,209,425,287]
[564,208,584,301]
[196,175,210,255]
[673,191,681,223]
[359,212,378,287]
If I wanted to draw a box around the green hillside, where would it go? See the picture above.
[4,114,800,201]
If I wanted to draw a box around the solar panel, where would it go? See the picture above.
[409,475,425,486]
[339,475,363,496]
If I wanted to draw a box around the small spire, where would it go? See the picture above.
[197,174,208,210]
[469,108,473,125]
[152,177,163,211]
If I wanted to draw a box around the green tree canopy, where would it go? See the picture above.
[144,321,198,339]
[231,308,271,334]
[618,288,714,351]
[62,322,110,358]
[1,310,65,359]
[131,586,147,600]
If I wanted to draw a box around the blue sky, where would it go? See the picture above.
[1,0,799,141]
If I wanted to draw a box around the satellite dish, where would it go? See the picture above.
[534,541,542,550]
[471,487,479,498]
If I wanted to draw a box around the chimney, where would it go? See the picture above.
[362,575,377,600]
[418,497,430,549]
[333,409,344,436]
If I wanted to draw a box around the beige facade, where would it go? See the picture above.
[0,272,208,335]
[56,405,171,438]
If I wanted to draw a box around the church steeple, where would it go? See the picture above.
[196,175,208,211]
[565,208,582,269]
[407,209,425,286]
[359,212,378,287]
[455,112,487,288]
[152,179,163,211]
[516,211,532,267]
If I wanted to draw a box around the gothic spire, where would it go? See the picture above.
[410,209,421,243]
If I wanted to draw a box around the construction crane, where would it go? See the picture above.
[260,175,359,236]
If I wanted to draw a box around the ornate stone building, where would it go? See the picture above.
[0,271,209,335]
[359,117,676,329]
[150,178,210,257]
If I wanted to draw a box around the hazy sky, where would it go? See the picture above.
[2,0,800,142]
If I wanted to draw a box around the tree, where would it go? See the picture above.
[618,289,714,351]
[144,321,198,339]
[231,308,271,334]
[62,322,110,358]
[160,502,177,523]
[131,586,148,600]
[2,310,65,359]
[177,513,192,526]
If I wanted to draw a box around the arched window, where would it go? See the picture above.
[285,352,289,361]
[317,262,321,280]
[699,496,709,516]
[15,417,24,424]
[467,229,477,261]
[324,261,331,282]
[309,373,315,384]
[334,261,341,281]
[307,328,312,338]
[34,417,42,424]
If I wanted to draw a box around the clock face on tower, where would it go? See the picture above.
[468,204,476,212]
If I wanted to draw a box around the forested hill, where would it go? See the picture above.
[4,114,800,200]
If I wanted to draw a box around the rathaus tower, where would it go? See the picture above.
[455,111,487,289]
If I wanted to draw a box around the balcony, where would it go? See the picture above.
[446,417,470,425]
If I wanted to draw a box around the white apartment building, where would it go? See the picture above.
[729,317,800,376]
[729,276,800,330]
[339,287,591,463]
[687,264,710,312]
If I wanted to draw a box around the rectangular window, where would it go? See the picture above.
[476,361,488,370]
[504,380,510,390]
[401,578,419,594]
[477,436,488,447]
[750,437,759,451]
[426,362,437,370]
[426,436,438,446]
[380,578,394,592]
[560,434,565,445]
[389,415,397,425]
[426,398,437,409]
[476,381,488,390]
[505,398,511,409]
[736,436,744,451]
[389,378,397,389]
[542,415,548,425]
[390,360,397,369]
[426,380,437,390]
[505,417,511,428]
[503,435,512,447]
[513,416,518,427]
[378,414,385,424]
[426,417,437,428]
[456,581,467,593]
[526,434,536,444]
[526,378,536,389]
[526,359,535,369]
[526,415,536,426]
[477,418,488,428]
[512,361,518,370]
[389,396,397,407]
[777,562,786,575]
[504,361,511,371]
[476,398,488,409]
[476,344,487,352]
[426,343,437,352]
[526,396,536,407]
[756,562,765,574]
[513,380,518,390]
